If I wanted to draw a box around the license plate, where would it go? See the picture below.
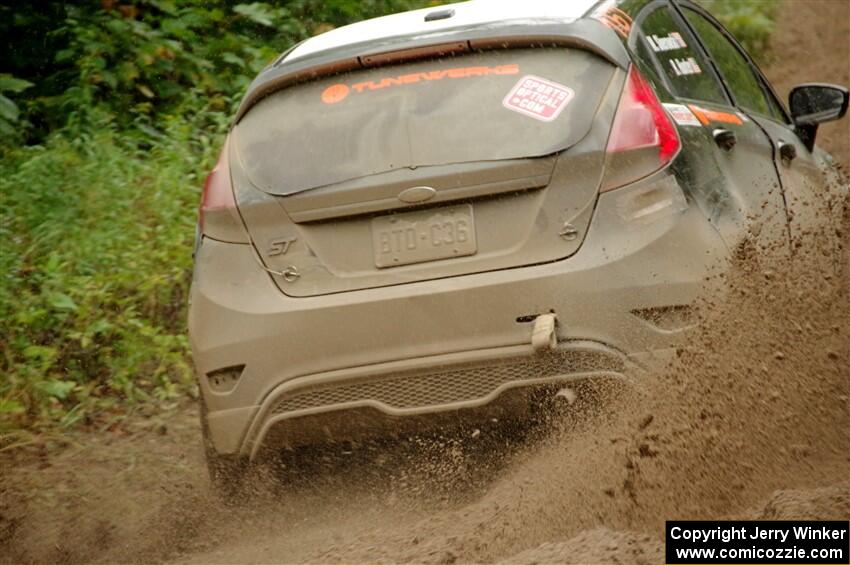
[372,204,477,268]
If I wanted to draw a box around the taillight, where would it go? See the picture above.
[601,65,680,192]
[197,138,248,243]
[199,140,236,233]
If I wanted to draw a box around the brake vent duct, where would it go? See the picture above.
[206,365,245,393]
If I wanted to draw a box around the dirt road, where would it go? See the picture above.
[4,242,848,565]
[2,2,849,564]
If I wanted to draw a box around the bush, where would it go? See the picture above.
[0,1,437,145]
[0,102,226,431]
[0,75,34,143]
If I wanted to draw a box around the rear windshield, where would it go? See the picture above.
[236,47,615,195]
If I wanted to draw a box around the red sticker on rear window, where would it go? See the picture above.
[502,75,575,122]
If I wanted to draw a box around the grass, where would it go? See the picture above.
[0,100,228,435]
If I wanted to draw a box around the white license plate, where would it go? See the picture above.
[372,205,477,268]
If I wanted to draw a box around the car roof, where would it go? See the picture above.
[286,0,602,63]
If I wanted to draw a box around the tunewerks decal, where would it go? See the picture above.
[320,64,520,104]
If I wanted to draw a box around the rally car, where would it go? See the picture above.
[189,0,848,490]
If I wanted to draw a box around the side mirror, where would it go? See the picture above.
[788,83,849,150]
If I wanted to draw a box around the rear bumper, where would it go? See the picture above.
[188,173,728,458]
[247,342,626,459]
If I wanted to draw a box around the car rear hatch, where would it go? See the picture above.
[231,46,619,297]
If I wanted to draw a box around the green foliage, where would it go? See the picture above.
[0,75,34,142]
[0,100,228,432]
[1,0,436,142]
[56,2,277,128]
[699,0,777,62]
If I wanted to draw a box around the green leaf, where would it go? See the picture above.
[100,70,118,90]
[55,48,76,64]
[35,380,77,400]
[23,345,58,362]
[0,75,34,94]
[50,292,78,312]
[138,84,156,99]
[221,52,246,67]
[90,319,114,334]
[234,3,279,27]
[0,95,19,122]
[0,118,15,136]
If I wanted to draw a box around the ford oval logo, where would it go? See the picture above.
[398,186,437,204]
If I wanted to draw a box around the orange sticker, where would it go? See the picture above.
[320,64,519,103]
[688,104,744,125]
[321,83,350,104]
[591,1,633,38]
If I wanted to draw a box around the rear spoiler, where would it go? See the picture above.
[234,18,630,123]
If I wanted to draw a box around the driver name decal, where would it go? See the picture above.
[670,57,702,76]
[502,75,575,122]
[647,32,687,52]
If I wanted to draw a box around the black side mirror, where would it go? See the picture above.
[788,83,849,150]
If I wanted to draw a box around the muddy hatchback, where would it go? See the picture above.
[189,0,847,489]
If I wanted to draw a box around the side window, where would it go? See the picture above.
[635,6,727,105]
[682,7,786,121]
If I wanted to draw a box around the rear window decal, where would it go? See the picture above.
[647,32,687,52]
[590,1,633,38]
[662,103,701,126]
[669,57,702,76]
[502,75,575,122]
[321,64,519,104]
[688,104,744,125]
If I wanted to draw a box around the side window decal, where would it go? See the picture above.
[633,6,728,106]
[646,31,688,53]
